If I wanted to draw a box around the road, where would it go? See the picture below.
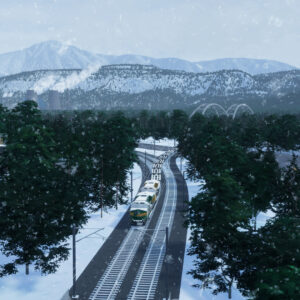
[69,150,188,300]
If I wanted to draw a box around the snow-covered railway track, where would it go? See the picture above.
[88,153,166,300]
[128,156,177,300]
[88,227,145,300]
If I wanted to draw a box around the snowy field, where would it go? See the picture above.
[139,137,178,147]
[135,147,165,158]
[0,163,142,300]
[136,137,177,158]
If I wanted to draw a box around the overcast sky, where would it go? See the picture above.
[1,0,300,67]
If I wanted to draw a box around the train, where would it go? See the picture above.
[130,179,160,225]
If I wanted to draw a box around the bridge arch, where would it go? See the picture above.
[232,104,254,119]
[190,103,227,118]
[189,103,254,119]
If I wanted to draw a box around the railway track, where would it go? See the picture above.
[128,156,177,300]
[88,152,172,300]
[88,227,145,300]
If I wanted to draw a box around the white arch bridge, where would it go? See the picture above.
[189,103,254,119]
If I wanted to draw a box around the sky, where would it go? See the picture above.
[0,0,300,67]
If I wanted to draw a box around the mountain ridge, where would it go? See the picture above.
[0,64,299,112]
[0,41,297,77]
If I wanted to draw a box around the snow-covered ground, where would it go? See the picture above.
[136,137,177,158]
[0,163,142,300]
[139,137,178,148]
[135,147,165,158]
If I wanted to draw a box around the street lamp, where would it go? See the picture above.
[72,226,79,300]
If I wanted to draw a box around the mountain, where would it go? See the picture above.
[0,64,300,112]
[0,41,102,76]
[0,41,297,76]
[195,58,296,75]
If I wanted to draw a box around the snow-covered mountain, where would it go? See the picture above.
[0,41,297,76]
[0,41,102,76]
[195,58,296,75]
[0,65,259,97]
[0,64,299,111]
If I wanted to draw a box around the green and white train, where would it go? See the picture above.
[130,179,160,225]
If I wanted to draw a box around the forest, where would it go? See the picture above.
[0,101,138,276]
[0,104,299,299]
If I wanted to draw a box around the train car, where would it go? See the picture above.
[143,179,160,194]
[135,190,157,205]
[130,196,151,225]
[130,159,163,226]
[130,186,159,225]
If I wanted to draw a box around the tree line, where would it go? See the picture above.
[177,113,300,299]
[0,101,138,277]
[131,109,300,150]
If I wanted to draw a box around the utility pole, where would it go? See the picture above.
[165,226,169,300]
[100,157,103,218]
[116,181,119,210]
[154,139,156,157]
[25,263,29,275]
[130,170,133,202]
[144,150,147,168]
[72,226,79,299]
[180,158,182,173]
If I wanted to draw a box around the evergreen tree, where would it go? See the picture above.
[0,101,88,276]
[254,266,300,300]
[170,109,188,139]
[188,172,252,298]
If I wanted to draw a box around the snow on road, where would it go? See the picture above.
[0,163,142,300]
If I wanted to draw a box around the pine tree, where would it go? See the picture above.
[0,101,88,276]
[188,172,252,298]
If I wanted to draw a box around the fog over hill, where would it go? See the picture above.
[0,41,297,77]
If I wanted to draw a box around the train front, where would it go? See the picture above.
[130,201,150,225]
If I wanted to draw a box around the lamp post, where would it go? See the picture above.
[165,226,169,300]
[180,158,182,173]
[72,226,79,299]
[130,170,133,202]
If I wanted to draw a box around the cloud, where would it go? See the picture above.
[268,16,283,28]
